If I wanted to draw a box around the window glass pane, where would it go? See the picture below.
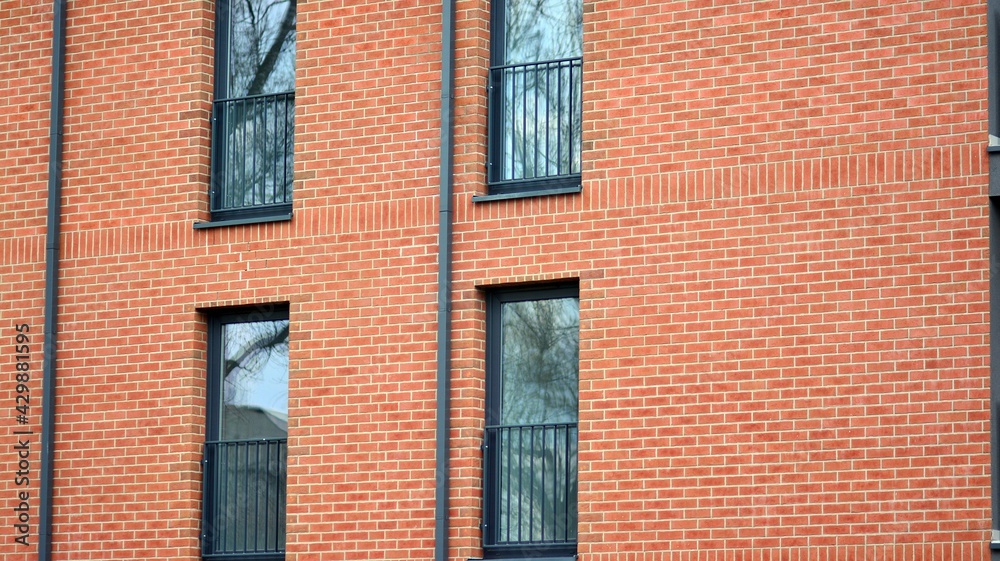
[226,0,297,97]
[489,292,579,549]
[220,319,289,440]
[504,0,582,65]
[499,297,579,425]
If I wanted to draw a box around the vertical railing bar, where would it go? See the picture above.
[557,60,564,177]
[222,442,228,552]
[563,424,569,542]
[276,96,282,204]
[504,68,511,182]
[496,427,504,544]
[254,439,271,551]
[270,97,278,205]
[282,93,288,204]
[247,97,255,208]
[219,101,226,211]
[568,60,574,175]
[279,439,286,550]
[286,93,293,203]
[528,424,536,543]
[255,97,263,207]
[233,100,241,209]
[246,98,253,208]
[225,101,233,210]
[223,443,232,552]
[571,60,577,175]
[272,439,279,551]
[231,99,239,209]
[278,439,285,550]
[505,427,513,544]
[566,62,577,173]
[574,59,581,174]
[510,67,517,181]
[566,60,572,176]
[540,425,547,543]
[267,440,285,550]
[511,67,518,181]
[515,426,523,544]
[259,98,267,206]
[248,442,256,552]
[565,425,579,541]
[243,441,251,552]
[520,66,528,181]
[260,97,268,206]
[209,443,218,553]
[253,443,268,551]
[215,442,222,553]
[270,96,276,205]
[545,61,562,175]
[238,99,246,209]
[532,63,540,179]
[207,443,215,553]
[270,440,277,551]
[567,60,572,175]
[552,424,559,541]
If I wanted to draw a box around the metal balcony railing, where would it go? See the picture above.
[483,422,578,551]
[488,57,583,188]
[211,90,294,217]
[203,438,287,559]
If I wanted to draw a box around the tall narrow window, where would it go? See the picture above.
[487,0,583,196]
[203,307,289,560]
[210,0,296,222]
[484,285,579,559]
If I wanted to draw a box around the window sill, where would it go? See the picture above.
[193,212,292,230]
[472,184,581,203]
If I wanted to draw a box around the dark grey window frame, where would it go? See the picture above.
[483,284,579,560]
[202,0,295,227]
[479,0,583,202]
[202,305,289,561]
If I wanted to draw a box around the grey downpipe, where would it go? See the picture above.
[434,0,456,558]
[990,0,1000,557]
[40,1,67,560]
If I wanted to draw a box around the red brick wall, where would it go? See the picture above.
[449,0,990,559]
[1,1,59,560]
[0,0,991,560]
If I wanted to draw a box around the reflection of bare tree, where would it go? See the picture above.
[214,0,296,213]
[221,319,289,435]
[491,297,579,548]
[504,0,582,64]
[493,0,582,184]
[225,0,297,97]
[500,298,579,425]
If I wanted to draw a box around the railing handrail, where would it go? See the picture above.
[214,89,295,105]
[205,437,287,447]
[489,56,582,73]
[485,422,578,431]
